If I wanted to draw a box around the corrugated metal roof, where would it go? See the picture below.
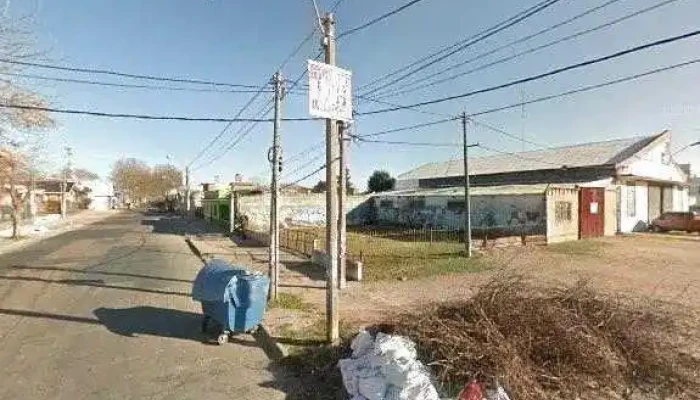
[375,183,577,197]
[398,135,660,181]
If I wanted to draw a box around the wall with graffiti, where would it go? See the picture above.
[236,193,373,231]
[374,194,546,235]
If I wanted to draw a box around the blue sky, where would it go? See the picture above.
[7,0,700,189]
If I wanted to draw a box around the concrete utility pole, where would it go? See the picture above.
[462,113,472,258]
[322,12,340,344]
[268,71,284,301]
[185,166,191,216]
[61,146,73,219]
[337,121,347,290]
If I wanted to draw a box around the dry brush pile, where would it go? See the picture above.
[394,276,700,399]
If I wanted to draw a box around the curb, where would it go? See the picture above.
[183,231,290,361]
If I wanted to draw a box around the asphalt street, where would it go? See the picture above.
[0,211,287,400]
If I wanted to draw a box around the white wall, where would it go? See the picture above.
[618,181,649,232]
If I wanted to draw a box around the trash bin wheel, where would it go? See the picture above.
[217,333,229,345]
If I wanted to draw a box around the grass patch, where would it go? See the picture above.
[546,239,609,256]
[287,226,490,282]
[268,293,311,311]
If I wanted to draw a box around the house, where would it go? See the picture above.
[382,131,688,239]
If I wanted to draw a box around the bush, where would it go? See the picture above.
[394,277,700,400]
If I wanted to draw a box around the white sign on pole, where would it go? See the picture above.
[308,60,353,122]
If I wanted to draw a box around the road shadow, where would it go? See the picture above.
[282,261,325,282]
[94,306,211,342]
[10,264,192,284]
[0,275,190,297]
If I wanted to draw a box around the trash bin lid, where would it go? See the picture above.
[191,259,246,303]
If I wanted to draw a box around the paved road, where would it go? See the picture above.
[0,212,287,400]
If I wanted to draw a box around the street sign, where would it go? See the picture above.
[308,60,353,122]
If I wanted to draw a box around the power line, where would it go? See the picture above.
[470,57,700,117]
[282,151,326,179]
[359,0,563,96]
[188,32,321,168]
[0,71,274,94]
[356,138,465,147]
[375,0,681,99]
[357,29,700,115]
[356,0,561,92]
[336,0,428,39]
[0,103,302,122]
[470,119,548,148]
[355,117,459,138]
[281,164,326,189]
[0,58,259,89]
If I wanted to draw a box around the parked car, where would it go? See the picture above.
[649,212,700,233]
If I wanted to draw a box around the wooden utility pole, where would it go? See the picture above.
[338,121,347,289]
[462,113,472,258]
[268,71,283,301]
[322,12,340,343]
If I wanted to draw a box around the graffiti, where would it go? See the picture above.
[376,195,546,234]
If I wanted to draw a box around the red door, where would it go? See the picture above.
[579,188,605,239]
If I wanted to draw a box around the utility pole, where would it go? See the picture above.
[185,166,191,216]
[61,146,72,219]
[337,121,347,290]
[462,113,472,258]
[322,12,340,344]
[268,71,283,302]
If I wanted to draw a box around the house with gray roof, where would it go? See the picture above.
[377,131,689,239]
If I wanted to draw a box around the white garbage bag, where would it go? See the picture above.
[338,359,361,397]
[350,395,369,400]
[385,372,439,400]
[351,328,375,358]
[358,376,387,400]
[381,358,415,387]
[374,333,417,362]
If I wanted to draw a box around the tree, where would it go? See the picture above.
[311,180,326,193]
[110,158,183,207]
[0,15,54,238]
[367,170,396,193]
[310,175,355,194]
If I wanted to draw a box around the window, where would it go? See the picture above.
[626,183,636,217]
[555,201,572,222]
[379,200,393,208]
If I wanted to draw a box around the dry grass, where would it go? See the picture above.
[268,293,311,311]
[393,276,700,400]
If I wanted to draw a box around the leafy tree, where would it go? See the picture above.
[311,180,326,193]
[367,170,396,193]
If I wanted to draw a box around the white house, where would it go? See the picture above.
[392,130,688,236]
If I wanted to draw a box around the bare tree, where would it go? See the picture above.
[0,13,54,238]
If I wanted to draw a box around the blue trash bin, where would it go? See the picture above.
[191,259,270,344]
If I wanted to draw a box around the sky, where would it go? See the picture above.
[5,0,700,190]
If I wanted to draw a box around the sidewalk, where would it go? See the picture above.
[0,210,120,254]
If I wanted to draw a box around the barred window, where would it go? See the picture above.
[555,201,572,222]
[626,183,636,217]
[408,197,425,209]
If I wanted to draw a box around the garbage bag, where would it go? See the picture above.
[338,359,361,396]
[351,328,375,358]
[350,395,369,400]
[374,333,417,362]
[458,381,484,400]
[385,372,439,400]
[381,358,414,387]
[358,376,387,400]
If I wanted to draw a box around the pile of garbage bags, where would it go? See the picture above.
[338,329,440,400]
